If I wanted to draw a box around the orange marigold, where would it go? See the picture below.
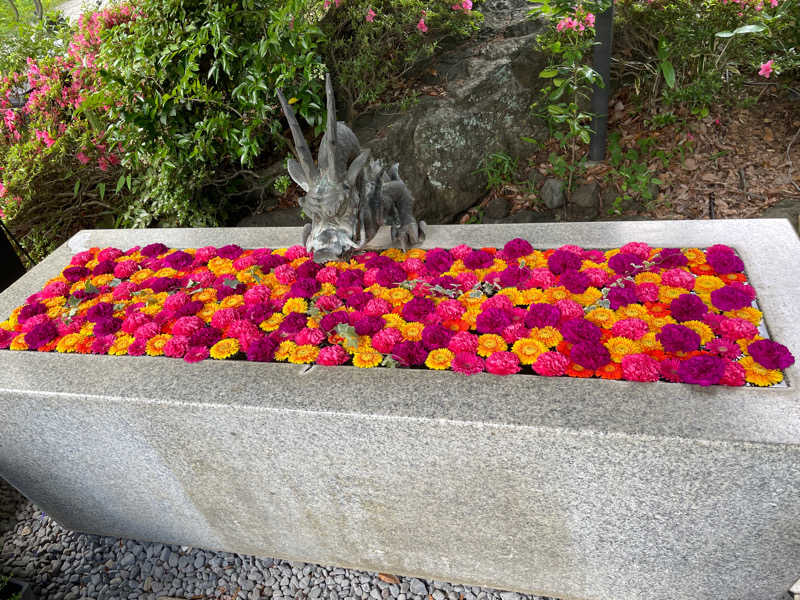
[477,334,508,357]
[740,356,783,387]
[694,275,725,294]
[146,334,172,357]
[566,362,594,378]
[220,294,245,309]
[634,271,662,285]
[401,321,425,341]
[605,336,641,363]
[56,333,83,353]
[289,344,320,364]
[595,363,622,380]
[530,326,563,348]
[585,307,617,329]
[109,334,134,356]
[353,348,383,368]
[260,313,284,332]
[544,286,570,303]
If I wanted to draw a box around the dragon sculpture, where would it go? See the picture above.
[276,74,425,263]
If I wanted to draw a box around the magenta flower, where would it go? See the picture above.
[189,327,222,347]
[758,59,774,78]
[608,252,641,275]
[422,323,455,350]
[316,345,349,366]
[463,249,494,269]
[705,337,741,360]
[62,266,89,283]
[391,341,428,366]
[657,324,701,353]
[532,351,568,376]
[354,315,386,336]
[621,354,660,382]
[560,269,589,294]
[417,17,428,32]
[24,320,58,349]
[570,341,610,370]
[451,352,484,375]
[710,286,752,311]
[524,303,560,328]
[677,355,726,386]
[366,7,376,21]
[501,238,533,259]
[476,306,513,334]
[561,318,602,344]
[748,339,795,370]
[607,282,637,309]
[485,351,521,375]
[184,345,210,363]
[547,249,582,274]
[141,243,168,258]
[401,297,436,322]
[659,358,681,383]
[670,293,708,322]
[705,246,744,274]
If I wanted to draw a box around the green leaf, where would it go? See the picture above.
[732,23,766,34]
[539,68,559,78]
[84,281,99,295]
[98,182,105,201]
[660,60,676,89]
[73,180,81,198]
[223,278,240,289]
[116,175,126,194]
[109,278,122,288]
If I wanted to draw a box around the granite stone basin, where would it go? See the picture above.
[0,221,798,600]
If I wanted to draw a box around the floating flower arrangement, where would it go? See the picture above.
[0,239,794,386]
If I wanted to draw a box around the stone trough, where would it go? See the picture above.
[1,220,799,600]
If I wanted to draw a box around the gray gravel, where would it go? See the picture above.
[0,479,553,600]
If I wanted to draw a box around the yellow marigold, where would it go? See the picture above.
[572,287,603,306]
[282,297,308,314]
[658,285,686,304]
[383,313,406,329]
[210,337,240,360]
[727,306,762,327]
[261,272,279,287]
[638,332,663,353]
[56,333,83,353]
[289,344,320,364]
[450,259,466,273]
[497,287,524,305]
[80,322,95,336]
[260,313,284,332]
[605,336,641,363]
[425,348,454,370]
[208,257,235,276]
[477,333,508,357]
[85,258,99,270]
[97,292,114,303]
[520,288,544,305]
[511,338,546,365]
[274,340,296,361]
[154,267,178,278]
[684,248,706,264]
[491,258,508,272]
[604,248,621,259]
[140,302,162,316]
[290,256,310,269]
[381,247,405,260]
[193,288,217,303]
[92,273,114,287]
[458,293,485,312]
[694,275,725,294]
[586,307,617,329]
[9,334,27,351]
[319,283,337,296]
[682,320,715,345]
[530,326,563,348]
[43,296,67,309]
[642,315,677,331]
[544,286,570,303]
[271,284,291,299]
[462,307,480,326]
[69,281,87,295]
[406,248,427,260]
[615,304,648,320]
[109,334,134,356]
[522,251,546,268]
[0,320,14,331]
[353,348,383,368]
[220,294,244,309]
[738,336,764,353]
[273,247,288,256]
[146,334,172,357]
[634,272,662,285]
[401,321,424,341]
[129,269,154,284]
[47,306,64,319]
[740,356,783,387]
[582,259,604,270]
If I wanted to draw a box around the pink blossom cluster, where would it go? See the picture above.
[556,7,596,32]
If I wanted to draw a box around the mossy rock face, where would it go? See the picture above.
[352,0,549,224]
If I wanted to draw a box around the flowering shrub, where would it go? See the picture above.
[1,239,794,387]
[320,0,482,117]
[0,7,136,263]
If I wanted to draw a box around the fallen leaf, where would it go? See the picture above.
[764,128,774,143]
[683,158,698,170]
[378,574,400,584]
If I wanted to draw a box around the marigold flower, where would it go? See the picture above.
[109,334,134,356]
[634,272,662,285]
[585,307,617,329]
[566,362,593,378]
[282,297,309,315]
[56,333,83,353]
[348,347,380,368]
[220,294,244,309]
[477,333,507,357]
[543,286,570,303]
[425,348,453,370]
[605,336,641,363]
[260,313,284,332]
[638,332,663,353]
[658,285,686,304]
[682,320,714,345]
[694,275,725,294]
[530,326,563,348]
[511,338,546,365]
[615,304,648,320]
[386,287,413,307]
[401,321,425,341]
[145,334,170,356]
[209,337,239,359]
[10,334,28,350]
[572,287,603,306]
[595,362,622,380]
[287,344,319,364]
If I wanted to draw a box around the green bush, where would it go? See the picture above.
[321,0,482,118]
[93,0,329,229]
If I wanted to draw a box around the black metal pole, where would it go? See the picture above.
[589,3,614,161]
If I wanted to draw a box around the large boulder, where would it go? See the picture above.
[352,0,548,224]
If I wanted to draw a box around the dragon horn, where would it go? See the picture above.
[324,73,340,182]
[276,88,319,182]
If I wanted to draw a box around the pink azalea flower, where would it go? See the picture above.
[758,60,774,78]
[584,12,595,27]
[417,18,428,33]
[76,152,90,164]
[366,8,376,21]
[461,0,473,9]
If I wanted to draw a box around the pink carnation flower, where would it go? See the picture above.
[659,358,681,383]
[70,250,94,266]
[164,336,190,358]
[363,268,380,286]
[97,247,123,262]
[40,281,69,298]
[720,360,746,386]
[554,299,583,321]
[317,345,350,366]
[583,267,610,287]
[112,282,136,301]
[436,299,466,321]
[372,328,403,353]
[451,352,484,375]
[485,351,521,375]
[134,322,160,340]
[210,307,241,331]
[455,271,479,290]
[619,242,651,260]
[450,244,472,260]
[284,245,308,260]
[163,291,189,312]
[705,337,741,360]
[274,264,296,285]
[448,331,479,353]
[365,297,392,317]
[621,354,660,382]
[719,317,758,340]
[184,345,209,363]
[661,268,695,290]
[529,268,557,288]
[316,295,343,312]
[316,266,339,284]
[244,285,271,305]
[402,258,426,274]
[122,312,151,334]
[194,246,218,262]
[501,323,530,344]
[232,254,257,271]
[635,282,659,303]
[172,316,204,337]
[532,351,568,376]
[612,318,649,340]
[294,327,325,347]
